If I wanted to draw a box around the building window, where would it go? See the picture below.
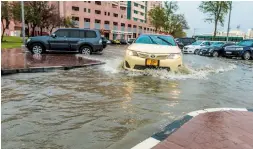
[84,8,86,12]
[104,12,107,15]
[88,1,91,3]
[72,6,79,11]
[95,1,101,5]
[140,12,144,16]
[95,10,101,15]
[134,10,138,14]
[134,2,138,7]
[121,15,123,18]
[88,9,91,13]
[120,6,126,10]
[112,4,117,8]
[141,5,144,9]
[113,13,118,18]
[133,17,138,21]
[108,12,110,16]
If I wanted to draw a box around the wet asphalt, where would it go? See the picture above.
[2,45,253,149]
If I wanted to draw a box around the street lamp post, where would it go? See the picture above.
[226,2,232,42]
[21,1,25,45]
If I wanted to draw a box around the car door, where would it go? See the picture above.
[68,29,83,51]
[48,29,69,51]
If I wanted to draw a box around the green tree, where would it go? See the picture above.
[199,1,231,38]
[163,2,189,37]
[1,1,12,41]
[148,6,166,32]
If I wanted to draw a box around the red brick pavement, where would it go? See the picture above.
[153,111,253,149]
[1,48,98,70]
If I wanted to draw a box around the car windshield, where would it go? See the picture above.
[210,42,224,47]
[191,41,203,45]
[134,35,176,46]
[237,40,253,46]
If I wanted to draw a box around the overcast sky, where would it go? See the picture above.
[176,1,253,36]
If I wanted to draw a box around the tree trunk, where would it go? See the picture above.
[1,20,6,42]
[213,19,218,39]
[31,25,36,36]
[40,27,43,36]
[27,24,30,37]
[50,27,54,34]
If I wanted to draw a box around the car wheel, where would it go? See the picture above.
[212,51,219,57]
[80,46,92,55]
[194,49,199,54]
[31,43,44,54]
[242,51,251,60]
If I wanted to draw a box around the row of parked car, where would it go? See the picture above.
[176,38,253,60]
[103,38,136,45]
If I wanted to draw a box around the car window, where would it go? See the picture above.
[69,30,80,38]
[203,42,210,45]
[85,31,97,38]
[55,30,68,37]
[79,30,85,38]
[237,40,253,46]
[192,41,202,45]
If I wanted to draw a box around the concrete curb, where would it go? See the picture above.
[1,61,105,76]
[131,108,252,149]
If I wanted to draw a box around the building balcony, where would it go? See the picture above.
[128,28,132,32]
[84,22,90,28]
[113,26,118,31]
[95,23,101,29]
[104,24,110,30]
[121,27,125,31]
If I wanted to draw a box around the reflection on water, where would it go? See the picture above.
[2,49,253,149]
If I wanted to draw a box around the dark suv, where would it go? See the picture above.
[26,28,103,55]
[224,39,253,60]
[175,38,196,49]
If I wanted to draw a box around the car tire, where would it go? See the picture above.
[80,46,92,55]
[242,51,251,60]
[212,51,219,57]
[194,49,199,54]
[30,43,45,54]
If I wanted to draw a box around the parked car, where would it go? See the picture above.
[198,41,225,56]
[183,40,211,54]
[26,28,103,55]
[111,39,121,44]
[175,37,196,49]
[127,38,136,44]
[101,37,107,48]
[123,34,182,72]
[120,39,128,44]
[224,39,253,60]
[205,42,236,57]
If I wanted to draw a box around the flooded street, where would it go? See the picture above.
[2,45,253,149]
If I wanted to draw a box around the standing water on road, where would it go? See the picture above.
[2,46,253,149]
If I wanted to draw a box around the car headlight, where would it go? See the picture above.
[236,48,243,51]
[126,50,138,56]
[99,39,102,44]
[26,38,31,43]
[168,53,181,59]
[209,48,214,52]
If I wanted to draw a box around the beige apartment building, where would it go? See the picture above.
[3,1,163,40]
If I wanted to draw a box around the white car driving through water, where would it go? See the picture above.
[123,34,182,72]
[183,40,211,54]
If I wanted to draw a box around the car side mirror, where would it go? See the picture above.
[51,33,56,38]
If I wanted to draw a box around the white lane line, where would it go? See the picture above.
[131,137,160,149]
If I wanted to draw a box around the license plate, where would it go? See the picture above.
[146,59,159,66]
[226,51,232,54]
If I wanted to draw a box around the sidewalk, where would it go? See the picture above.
[132,108,253,149]
[1,48,105,75]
